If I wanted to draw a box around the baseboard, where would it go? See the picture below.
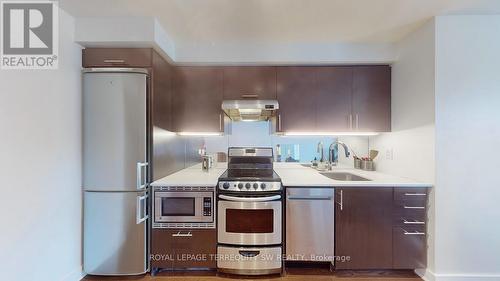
[417,268,500,281]
[61,266,86,281]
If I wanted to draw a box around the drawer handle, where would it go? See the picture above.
[103,59,125,63]
[239,250,260,257]
[402,228,426,235]
[404,205,425,209]
[172,231,192,237]
[404,193,426,196]
[241,94,259,99]
[403,219,425,225]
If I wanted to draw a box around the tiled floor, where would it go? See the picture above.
[83,268,422,281]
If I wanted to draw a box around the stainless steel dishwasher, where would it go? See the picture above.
[286,188,335,262]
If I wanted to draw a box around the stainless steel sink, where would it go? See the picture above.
[320,172,371,181]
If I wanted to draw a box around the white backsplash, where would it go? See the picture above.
[204,121,369,165]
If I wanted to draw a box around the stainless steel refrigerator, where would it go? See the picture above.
[83,68,149,275]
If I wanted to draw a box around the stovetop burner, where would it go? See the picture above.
[218,147,282,193]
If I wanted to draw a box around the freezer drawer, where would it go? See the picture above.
[84,191,148,275]
[286,188,335,262]
[217,246,282,275]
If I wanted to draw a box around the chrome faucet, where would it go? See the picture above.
[317,141,325,162]
[329,140,351,167]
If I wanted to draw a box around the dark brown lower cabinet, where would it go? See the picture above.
[335,187,393,269]
[334,187,428,270]
[151,229,217,269]
[392,187,428,269]
[393,226,427,269]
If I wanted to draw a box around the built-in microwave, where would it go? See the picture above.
[153,186,215,228]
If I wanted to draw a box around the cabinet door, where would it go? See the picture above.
[82,48,152,67]
[151,229,217,269]
[315,67,353,131]
[223,66,277,100]
[152,51,172,131]
[335,187,393,269]
[276,67,317,132]
[352,66,391,132]
[393,226,426,269]
[151,229,174,269]
[172,67,224,133]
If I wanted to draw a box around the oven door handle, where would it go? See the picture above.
[218,194,281,202]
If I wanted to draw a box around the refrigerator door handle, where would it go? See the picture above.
[136,162,149,190]
[136,194,149,224]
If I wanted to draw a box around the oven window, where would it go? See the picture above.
[161,197,195,216]
[225,209,273,233]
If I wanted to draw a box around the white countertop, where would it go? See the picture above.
[151,163,227,187]
[274,162,432,188]
[151,162,432,188]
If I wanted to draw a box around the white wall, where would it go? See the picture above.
[369,19,435,183]
[369,20,436,279]
[433,15,500,281]
[0,9,83,281]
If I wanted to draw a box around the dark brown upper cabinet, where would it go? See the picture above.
[335,187,393,269]
[223,66,277,100]
[82,48,152,67]
[352,66,391,132]
[276,65,391,133]
[172,67,224,133]
[276,67,317,132]
[151,51,173,131]
[315,67,353,131]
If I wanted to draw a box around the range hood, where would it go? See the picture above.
[222,100,279,122]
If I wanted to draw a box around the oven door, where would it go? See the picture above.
[218,194,282,246]
[154,191,213,223]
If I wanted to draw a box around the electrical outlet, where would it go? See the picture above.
[385,148,393,160]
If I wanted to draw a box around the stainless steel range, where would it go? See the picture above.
[217,147,283,276]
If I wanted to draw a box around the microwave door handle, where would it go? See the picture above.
[218,194,281,202]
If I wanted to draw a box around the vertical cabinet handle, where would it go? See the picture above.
[136,194,148,224]
[355,114,359,130]
[336,190,343,211]
[349,114,353,130]
[278,114,282,131]
[219,113,223,132]
[136,162,148,190]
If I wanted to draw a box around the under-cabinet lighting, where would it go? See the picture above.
[284,132,379,136]
[178,132,223,136]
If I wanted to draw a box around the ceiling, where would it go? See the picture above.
[61,0,500,47]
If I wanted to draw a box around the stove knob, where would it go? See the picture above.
[253,183,259,189]
[245,183,251,189]
[261,183,267,189]
[222,182,230,189]
[238,183,243,189]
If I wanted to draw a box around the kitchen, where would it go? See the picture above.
[1,1,500,281]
